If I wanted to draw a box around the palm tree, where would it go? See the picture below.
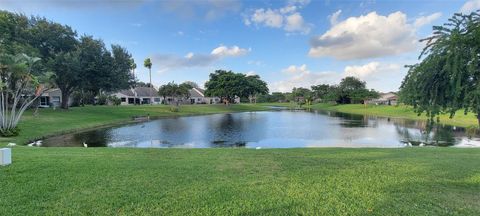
[130,59,137,104]
[143,58,152,87]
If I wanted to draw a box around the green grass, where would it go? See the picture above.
[1,148,479,215]
[0,104,269,146]
[307,103,478,128]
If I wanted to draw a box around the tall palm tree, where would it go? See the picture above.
[143,58,152,87]
[130,59,137,104]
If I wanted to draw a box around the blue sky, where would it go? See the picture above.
[1,0,479,92]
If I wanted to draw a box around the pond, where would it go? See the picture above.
[42,110,480,148]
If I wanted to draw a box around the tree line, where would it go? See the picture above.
[0,11,135,110]
[257,76,379,105]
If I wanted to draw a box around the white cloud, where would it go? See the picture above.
[245,71,257,76]
[282,64,308,74]
[151,45,249,71]
[270,62,405,92]
[211,45,250,57]
[244,1,312,34]
[414,12,442,28]
[460,0,480,13]
[329,10,342,26]
[309,11,418,60]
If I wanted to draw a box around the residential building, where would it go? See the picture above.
[366,92,398,105]
[38,88,72,108]
[111,87,161,105]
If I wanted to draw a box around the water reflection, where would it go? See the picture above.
[42,110,480,148]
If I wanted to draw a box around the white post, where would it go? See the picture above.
[0,148,12,166]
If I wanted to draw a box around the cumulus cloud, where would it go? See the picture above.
[211,45,250,57]
[282,64,308,74]
[270,62,405,92]
[151,45,249,71]
[413,12,442,28]
[309,11,418,60]
[243,0,312,34]
[460,0,480,13]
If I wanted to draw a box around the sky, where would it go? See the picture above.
[1,0,479,93]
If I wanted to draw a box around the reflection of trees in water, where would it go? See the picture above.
[73,129,111,147]
[323,111,371,128]
[393,121,457,146]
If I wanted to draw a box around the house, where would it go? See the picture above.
[111,87,161,105]
[188,87,221,104]
[38,88,73,108]
[367,92,398,105]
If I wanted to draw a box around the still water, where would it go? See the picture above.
[42,110,480,148]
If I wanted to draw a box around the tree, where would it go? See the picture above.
[77,37,134,104]
[311,84,331,101]
[158,82,190,106]
[144,58,152,87]
[292,87,313,105]
[205,70,268,104]
[0,54,51,136]
[335,76,377,104]
[182,81,199,88]
[51,50,82,109]
[399,12,480,126]
[245,75,268,103]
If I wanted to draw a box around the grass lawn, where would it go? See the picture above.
[1,148,479,215]
[0,104,479,215]
[0,104,270,146]
[307,103,479,128]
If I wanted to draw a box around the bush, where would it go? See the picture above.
[108,95,121,106]
[97,94,108,105]
[0,127,20,137]
[170,106,179,112]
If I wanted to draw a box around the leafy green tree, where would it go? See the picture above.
[158,82,190,106]
[399,12,480,126]
[311,84,331,101]
[51,50,82,109]
[144,58,152,87]
[205,70,268,104]
[245,75,268,103]
[335,77,377,104]
[182,81,199,88]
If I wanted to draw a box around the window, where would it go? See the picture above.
[40,97,49,106]
[121,97,126,102]
[51,96,60,103]
[154,98,161,102]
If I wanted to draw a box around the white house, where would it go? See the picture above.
[186,87,241,104]
[111,87,162,105]
[188,87,221,104]
[38,88,73,108]
[366,92,398,105]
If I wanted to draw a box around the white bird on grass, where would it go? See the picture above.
[83,142,88,148]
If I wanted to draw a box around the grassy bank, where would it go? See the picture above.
[307,103,478,128]
[0,104,269,146]
[1,148,479,215]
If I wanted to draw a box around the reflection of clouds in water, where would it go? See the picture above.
[42,110,480,148]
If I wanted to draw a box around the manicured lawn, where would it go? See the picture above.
[307,103,479,128]
[1,148,479,215]
[0,104,270,146]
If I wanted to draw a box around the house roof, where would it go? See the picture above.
[189,87,205,98]
[117,87,158,97]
